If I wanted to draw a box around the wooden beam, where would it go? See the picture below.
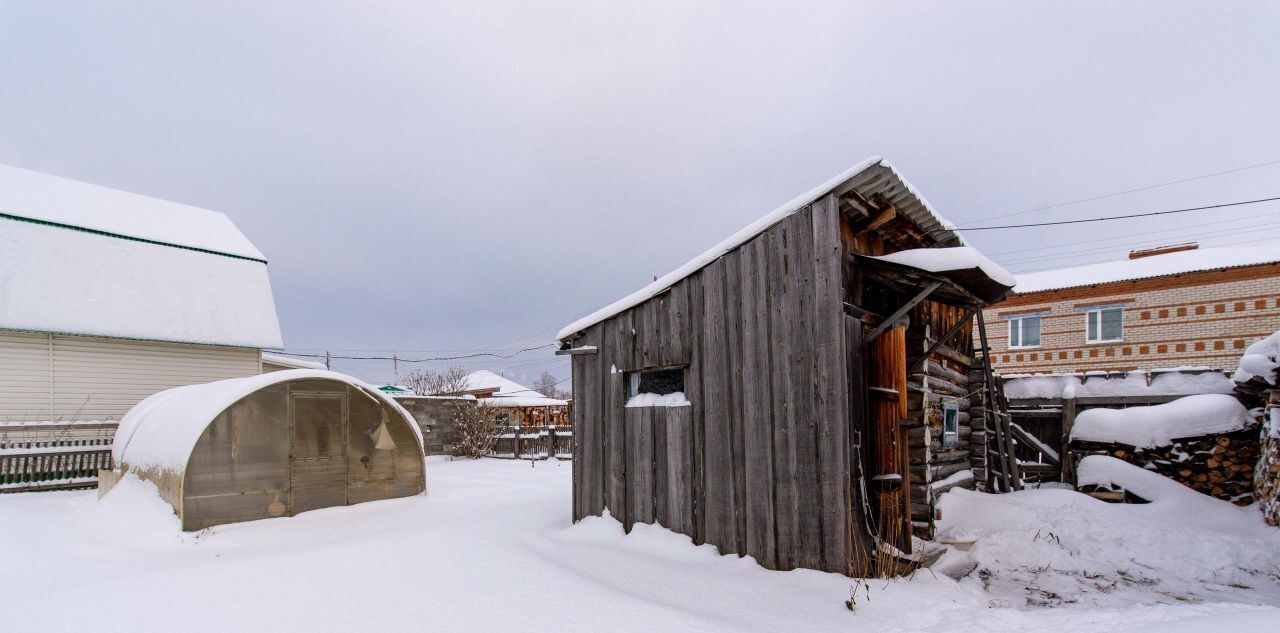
[864,205,898,231]
[555,346,599,356]
[863,281,942,345]
[907,308,975,375]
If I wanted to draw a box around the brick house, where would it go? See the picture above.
[984,243,1280,374]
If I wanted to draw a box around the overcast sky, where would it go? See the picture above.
[3,1,1278,386]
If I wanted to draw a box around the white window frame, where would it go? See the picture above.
[1007,314,1041,349]
[1084,306,1124,344]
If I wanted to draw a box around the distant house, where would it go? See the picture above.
[986,243,1280,374]
[459,370,569,428]
[0,164,282,423]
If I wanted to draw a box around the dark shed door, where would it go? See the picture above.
[290,394,348,514]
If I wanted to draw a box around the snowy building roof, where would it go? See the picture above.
[0,164,282,348]
[113,369,422,473]
[464,370,567,406]
[1012,245,1280,294]
[558,157,965,341]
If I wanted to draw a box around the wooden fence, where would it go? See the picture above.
[489,425,573,460]
[0,421,117,493]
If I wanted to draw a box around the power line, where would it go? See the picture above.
[1010,234,1278,274]
[957,158,1280,227]
[266,343,553,363]
[950,196,1280,231]
[984,209,1280,258]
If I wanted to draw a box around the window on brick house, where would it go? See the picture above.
[1008,314,1041,349]
[1084,306,1123,343]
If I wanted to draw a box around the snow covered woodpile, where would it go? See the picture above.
[558,157,1014,575]
[1232,331,1280,525]
[1069,394,1258,504]
[100,370,425,530]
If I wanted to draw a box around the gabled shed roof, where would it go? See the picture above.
[557,157,966,341]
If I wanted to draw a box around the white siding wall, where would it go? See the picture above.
[1,331,261,422]
[0,331,53,421]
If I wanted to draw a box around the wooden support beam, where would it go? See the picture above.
[555,346,599,356]
[864,205,898,231]
[907,308,975,375]
[863,281,942,345]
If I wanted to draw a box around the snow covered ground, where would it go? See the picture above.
[2,459,1278,632]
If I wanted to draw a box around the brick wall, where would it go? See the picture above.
[982,266,1280,374]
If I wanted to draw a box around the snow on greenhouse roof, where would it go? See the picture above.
[0,163,266,261]
[261,352,327,370]
[0,219,282,348]
[1012,245,1280,294]
[113,370,422,473]
[558,157,964,341]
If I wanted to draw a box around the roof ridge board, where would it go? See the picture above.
[0,212,268,263]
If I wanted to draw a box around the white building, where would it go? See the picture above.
[0,164,283,423]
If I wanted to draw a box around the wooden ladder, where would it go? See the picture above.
[975,312,1022,492]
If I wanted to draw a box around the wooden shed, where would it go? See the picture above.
[100,370,426,530]
[556,157,1014,575]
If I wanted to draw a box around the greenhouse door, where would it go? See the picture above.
[290,393,348,514]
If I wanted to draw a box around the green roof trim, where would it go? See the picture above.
[0,211,268,264]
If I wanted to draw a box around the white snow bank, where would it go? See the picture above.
[0,219,282,348]
[0,162,265,260]
[2,459,1278,632]
[114,369,421,472]
[625,392,691,408]
[871,246,1015,287]
[936,459,1280,608]
[1069,394,1251,447]
[1002,370,1234,401]
[1013,245,1280,294]
[558,157,965,341]
[1233,331,1280,384]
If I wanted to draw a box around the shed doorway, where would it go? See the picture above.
[290,393,348,514]
[866,323,911,554]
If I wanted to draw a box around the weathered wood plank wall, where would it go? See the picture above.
[569,198,859,573]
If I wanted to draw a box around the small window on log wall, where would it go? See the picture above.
[941,401,959,448]
[626,367,685,397]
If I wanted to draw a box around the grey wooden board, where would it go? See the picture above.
[788,206,822,571]
[724,245,748,554]
[700,258,738,554]
[625,406,654,529]
[810,195,849,573]
[665,404,693,534]
[654,404,670,528]
[739,236,777,569]
[766,219,798,570]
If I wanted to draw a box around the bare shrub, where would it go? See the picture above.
[401,366,469,396]
[451,399,502,459]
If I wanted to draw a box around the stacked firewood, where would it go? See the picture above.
[1070,428,1259,505]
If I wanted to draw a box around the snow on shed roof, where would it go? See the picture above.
[0,163,265,261]
[557,157,964,341]
[113,370,422,473]
[1069,393,1252,448]
[1012,245,1280,294]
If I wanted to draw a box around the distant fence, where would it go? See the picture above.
[0,421,117,493]
[488,425,573,460]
